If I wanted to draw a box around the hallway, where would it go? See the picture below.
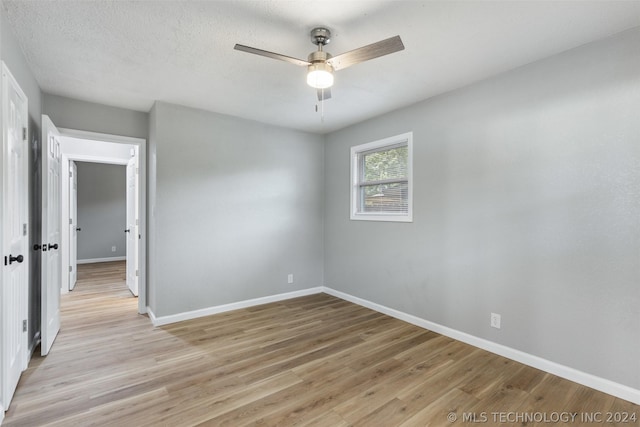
[3,261,146,426]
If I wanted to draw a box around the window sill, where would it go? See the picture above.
[350,213,413,223]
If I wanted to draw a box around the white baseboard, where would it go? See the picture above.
[77,256,126,264]
[1,402,4,425]
[148,287,324,327]
[146,306,158,325]
[322,286,640,405]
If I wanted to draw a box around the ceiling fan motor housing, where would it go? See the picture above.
[308,50,332,64]
[310,27,331,46]
[308,28,334,82]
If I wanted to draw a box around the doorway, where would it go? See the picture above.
[56,128,147,313]
[40,116,147,358]
[71,161,133,291]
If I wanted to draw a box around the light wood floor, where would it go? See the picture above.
[3,261,638,426]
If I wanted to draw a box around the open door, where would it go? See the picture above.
[1,63,29,414]
[125,156,138,296]
[41,115,62,356]
[69,161,78,290]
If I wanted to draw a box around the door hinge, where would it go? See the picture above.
[23,320,27,332]
[69,218,73,225]
[23,127,27,141]
[69,171,73,178]
[23,223,28,236]
[135,219,139,226]
[136,167,139,174]
[135,269,139,277]
[69,265,72,272]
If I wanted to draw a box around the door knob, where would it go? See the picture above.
[76,227,82,231]
[9,254,24,264]
[124,229,130,233]
[48,243,58,250]
[33,244,42,251]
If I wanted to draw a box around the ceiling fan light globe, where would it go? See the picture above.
[307,63,334,89]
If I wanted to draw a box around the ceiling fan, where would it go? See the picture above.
[234,27,405,101]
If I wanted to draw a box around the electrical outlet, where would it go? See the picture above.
[287,274,293,284]
[111,246,116,252]
[491,313,501,329]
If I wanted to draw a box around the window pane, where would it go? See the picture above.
[360,181,408,213]
[363,145,408,182]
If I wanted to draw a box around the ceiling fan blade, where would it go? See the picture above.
[317,88,332,101]
[327,35,404,71]
[234,44,310,67]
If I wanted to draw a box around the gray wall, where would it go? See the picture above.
[1,5,43,350]
[324,27,640,390]
[148,102,324,317]
[42,93,148,140]
[76,162,126,260]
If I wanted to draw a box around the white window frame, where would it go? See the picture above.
[350,132,413,222]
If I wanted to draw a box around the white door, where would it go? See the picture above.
[1,63,29,413]
[41,115,62,356]
[69,161,78,290]
[126,157,138,296]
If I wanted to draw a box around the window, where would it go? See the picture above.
[350,132,413,222]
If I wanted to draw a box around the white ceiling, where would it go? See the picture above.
[4,1,640,134]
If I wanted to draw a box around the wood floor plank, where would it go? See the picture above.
[397,387,478,427]
[225,358,407,426]
[2,261,637,426]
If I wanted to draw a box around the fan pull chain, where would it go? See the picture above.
[314,91,326,122]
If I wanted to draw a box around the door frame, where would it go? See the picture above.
[60,153,135,293]
[125,156,139,296]
[56,129,147,313]
[68,160,77,291]
[60,152,134,294]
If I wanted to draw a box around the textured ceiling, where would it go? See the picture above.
[4,1,640,134]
